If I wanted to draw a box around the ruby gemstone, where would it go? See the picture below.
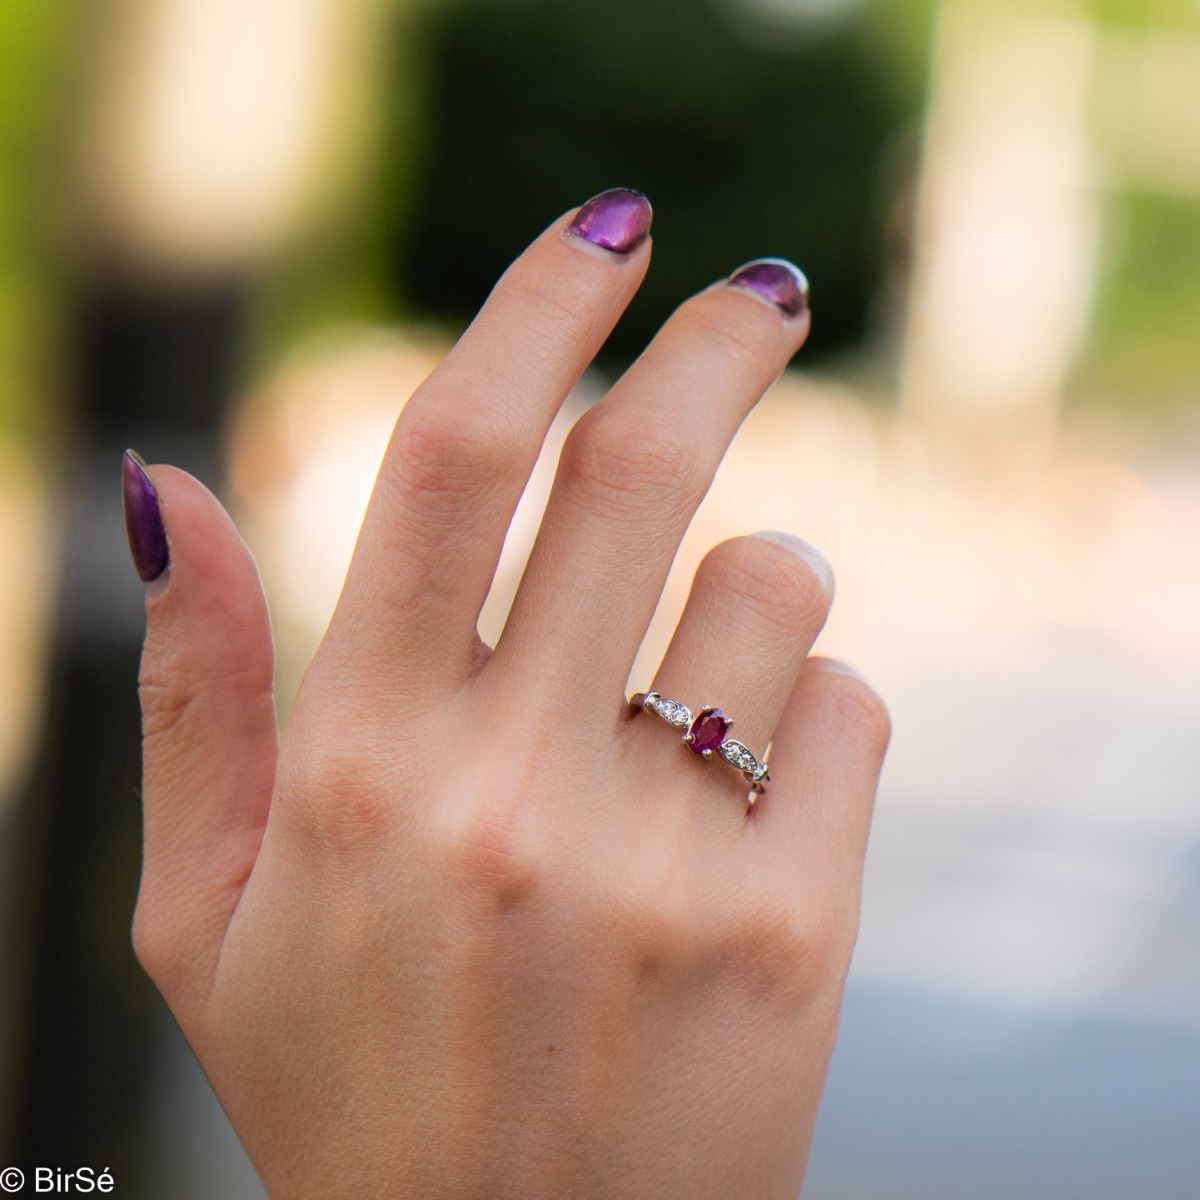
[687,709,729,757]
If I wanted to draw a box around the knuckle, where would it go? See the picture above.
[130,901,182,996]
[677,296,777,373]
[607,873,849,1008]
[503,272,599,345]
[717,893,850,1009]
[616,889,695,976]
[700,537,829,634]
[301,785,394,860]
[138,649,271,743]
[132,893,216,1014]
[820,671,892,756]
[283,735,397,860]
[130,904,162,978]
[560,409,700,519]
[602,862,855,1008]
[603,859,703,976]
[138,666,193,742]
[138,630,200,740]
[432,789,544,914]
[389,401,525,512]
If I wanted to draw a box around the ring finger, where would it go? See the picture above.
[636,531,835,814]
[490,259,812,710]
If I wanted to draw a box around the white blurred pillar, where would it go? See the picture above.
[81,0,377,272]
[901,6,1098,462]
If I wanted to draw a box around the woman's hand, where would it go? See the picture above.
[123,189,890,1199]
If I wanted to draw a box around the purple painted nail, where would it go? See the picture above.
[726,258,810,318]
[565,188,652,255]
[122,449,169,583]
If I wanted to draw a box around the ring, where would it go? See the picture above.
[629,691,770,798]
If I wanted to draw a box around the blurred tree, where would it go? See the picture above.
[1079,192,1200,413]
[1092,0,1200,32]
[1078,0,1200,415]
[0,0,75,1162]
[0,0,71,445]
[393,0,929,371]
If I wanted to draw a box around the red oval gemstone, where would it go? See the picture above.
[687,709,728,756]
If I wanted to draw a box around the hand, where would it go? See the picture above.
[123,188,890,1199]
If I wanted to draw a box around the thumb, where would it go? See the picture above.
[122,450,278,1008]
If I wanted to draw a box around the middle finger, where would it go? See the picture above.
[491,259,811,707]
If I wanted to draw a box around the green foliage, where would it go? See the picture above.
[391,0,928,370]
[1090,0,1200,34]
[0,0,74,443]
[1076,191,1200,412]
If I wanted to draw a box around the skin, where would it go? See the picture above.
[131,203,891,1198]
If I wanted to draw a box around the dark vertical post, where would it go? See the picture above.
[6,273,247,1193]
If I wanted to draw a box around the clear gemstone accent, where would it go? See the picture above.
[719,740,758,773]
[653,698,692,728]
[638,694,768,791]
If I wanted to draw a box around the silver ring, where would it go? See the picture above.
[629,691,770,798]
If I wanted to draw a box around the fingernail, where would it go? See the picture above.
[565,188,653,255]
[753,530,834,599]
[726,258,810,318]
[122,449,170,584]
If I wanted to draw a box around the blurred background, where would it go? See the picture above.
[1,0,1199,1195]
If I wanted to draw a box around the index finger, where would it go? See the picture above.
[318,189,654,697]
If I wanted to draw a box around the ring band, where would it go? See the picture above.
[630,691,770,798]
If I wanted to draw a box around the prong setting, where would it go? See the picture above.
[629,690,770,795]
